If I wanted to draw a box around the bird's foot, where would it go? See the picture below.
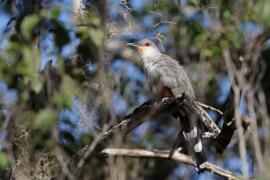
[201,132,216,138]
[195,163,205,174]
[161,97,171,103]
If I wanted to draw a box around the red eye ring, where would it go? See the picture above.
[145,42,150,46]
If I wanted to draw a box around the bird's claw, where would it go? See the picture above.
[201,132,216,138]
[195,163,205,174]
[162,97,170,103]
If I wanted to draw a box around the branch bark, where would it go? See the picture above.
[101,148,243,180]
[214,88,236,153]
[221,47,249,178]
[101,94,220,142]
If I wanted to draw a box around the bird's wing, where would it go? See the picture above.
[156,54,195,99]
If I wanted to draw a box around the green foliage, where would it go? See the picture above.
[89,29,104,47]
[49,19,71,49]
[76,25,104,60]
[1,41,43,99]
[21,14,40,40]
[0,151,10,171]
[41,8,60,19]
[52,75,78,108]
[80,12,101,27]
[256,0,270,29]
[0,1,127,179]
[77,26,104,48]
[21,46,44,93]
[33,108,57,132]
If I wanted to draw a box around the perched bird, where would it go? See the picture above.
[128,39,205,168]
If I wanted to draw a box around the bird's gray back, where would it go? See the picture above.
[145,54,195,99]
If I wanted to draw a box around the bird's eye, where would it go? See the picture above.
[145,42,150,46]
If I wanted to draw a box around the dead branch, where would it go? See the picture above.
[192,102,221,137]
[214,88,236,153]
[101,94,220,142]
[194,101,223,115]
[221,47,249,178]
[101,148,243,180]
[214,92,251,152]
[77,125,109,169]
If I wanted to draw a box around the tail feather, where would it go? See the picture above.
[173,111,206,168]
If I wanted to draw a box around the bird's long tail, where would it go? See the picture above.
[173,109,206,168]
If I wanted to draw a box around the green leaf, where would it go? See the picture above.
[210,46,221,57]
[81,12,101,26]
[31,76,44,93]
[89,29,104,47]
[52,75,77,108]
[76,27,89,40]
[0,151,10,170]
[21,15,40,40]
[20,46,43,93]
[34,109,57,132]
[41,8,60,19]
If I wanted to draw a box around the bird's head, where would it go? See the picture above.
[127,39,161,59]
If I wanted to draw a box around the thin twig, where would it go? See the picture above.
[155,33,165,53]
[120,0,131,11]
[77,125,109,169]
[192,102,221,138]
[149,10,176,27]
[194,101,223,115]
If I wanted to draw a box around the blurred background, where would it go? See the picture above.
[0,0,270,179]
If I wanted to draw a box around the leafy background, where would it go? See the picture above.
[0,0,270,179]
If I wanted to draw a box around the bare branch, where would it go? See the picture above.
[77,125,109,169]
[101,148,243,180]
[194,101,223,115]
[149,10,176,28]
[222,47,249,179]
[214,88,237,153]
[192,103,221,137]
[100,95,221,142]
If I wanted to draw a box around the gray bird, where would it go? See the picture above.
[128,39,205,168]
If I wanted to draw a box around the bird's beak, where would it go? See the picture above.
[127,43,144,54]
[126,43,140,47]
